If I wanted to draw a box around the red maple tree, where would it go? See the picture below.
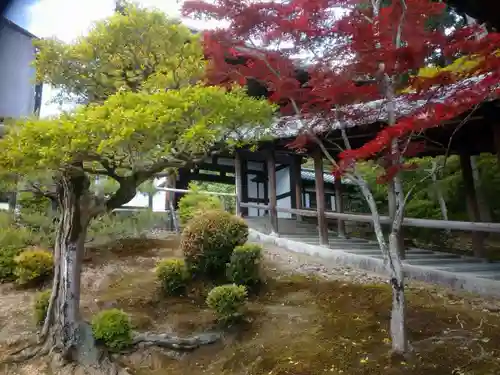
[183,0,500,354]
[184,0,500,161]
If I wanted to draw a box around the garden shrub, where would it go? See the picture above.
[88,210,165,241]
[178,186,223,225]
[156,258,190,295]
[0,214,34,282]
[33,289,51,325]
[14,248,53,285]
[91,309,132,351]
[206,284,248,323]
[20,212,57,248]
[226,243,263,287]
[180,210,248,277]
[17,191,52,216]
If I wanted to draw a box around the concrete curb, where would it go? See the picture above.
[249,228,500,298]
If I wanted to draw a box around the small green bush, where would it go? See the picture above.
[33,289,51,325]
[178,187,223,225]
[14,248,54,285]
[91,309,132,351]
[180,210,248,277]
[207,284,248,323]
[0,216,33,281]
[156,258,190,295]
[226,244,262,287]
[20,212,57,248]
[17,191,52,216]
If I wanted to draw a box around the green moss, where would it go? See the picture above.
[127,276,500,375]
[80,239,500,375]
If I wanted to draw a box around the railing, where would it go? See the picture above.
[240,203,500,234]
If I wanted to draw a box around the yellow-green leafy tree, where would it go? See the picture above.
[0,3,276,370]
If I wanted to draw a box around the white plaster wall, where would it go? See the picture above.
[276,166,290,195]
[0,21,36,118]
[304,186,335,194]
[331,196,337,211]
[247,173,264,217]
[122,177,168,212]
[304,194,311,208]
[247,161,264,171]
[275,166,291,218]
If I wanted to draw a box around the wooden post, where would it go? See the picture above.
[164,173,176,210]
[313,151,329,246]
[7,191,16,212]
[148,193,153,210]
[334,177,346,237]
[164,173,176,231]
[267,151,279,234]
[234,152,243,217]
[459,153,486,258]
[292,156,303,221]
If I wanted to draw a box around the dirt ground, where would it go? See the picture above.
[1,233,500,375]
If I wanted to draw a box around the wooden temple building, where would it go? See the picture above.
[156,84,500,260]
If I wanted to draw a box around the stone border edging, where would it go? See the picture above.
[249,228,500,298]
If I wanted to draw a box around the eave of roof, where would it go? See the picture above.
[1,16,38,39]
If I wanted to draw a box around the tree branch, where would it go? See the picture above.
[21,183,58,202]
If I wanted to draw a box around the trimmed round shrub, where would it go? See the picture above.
[180,210,248,277]
[33,289,51,325]
[91,309,132,351]
[206,284,248,323]
[14,248,53,285]
[178,189,223,225]
[156,258,190,295]
[226,243,263,287]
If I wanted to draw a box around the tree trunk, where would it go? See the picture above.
[388,232,407,354]
[470,155,492,223]
[431,160,449,222]
[41,173,92,363]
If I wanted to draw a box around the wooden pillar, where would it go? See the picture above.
[292,156,303,221]
[234,152,243,217]
[241,159,249,217]
[459,153,486,258]
[267,151,279,234]
[7,191,16,212]
[163,172,177,231]
[334,177,346,237]
[313,151,329,246]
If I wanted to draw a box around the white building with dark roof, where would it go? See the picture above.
[0,15,42,123]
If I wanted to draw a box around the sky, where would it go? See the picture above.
[6,0,222,117]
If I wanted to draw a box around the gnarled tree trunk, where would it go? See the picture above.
[41,172,93,363]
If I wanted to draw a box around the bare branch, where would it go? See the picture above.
[21,183,58,202]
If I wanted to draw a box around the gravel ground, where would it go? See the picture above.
[255,241,500,314]
[262,242,387,285]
